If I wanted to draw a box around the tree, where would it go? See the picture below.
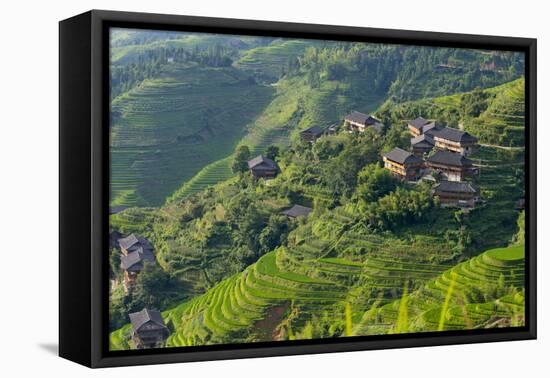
[513,210,525,245]
[109,248,121,279]
[231,145,250,174]
[355,164,399,208]
[460,87,491,118]
[258,215,291,254]
[265,145,280,161]
[383,124,409,151]
[362,187,434,231]
[322,138,380,198]
[313,138,343,161]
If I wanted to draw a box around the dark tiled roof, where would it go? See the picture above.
[432,127,478,143]
[110,206,128,215]
[132,246,155,262]
[248,155,277,170]
[118,234,155,258]
[427,150,473,167]
[408,117,430,130]
[345,111,381,126]
[118,234,139,251]
[282,204,312,218]
[435,180,477,194]
[300,125,324,137]
[383,147,423,165]
[411,133,435,147]
[129,308,166,332]
[423,121,445,134]
[121,251,143,271]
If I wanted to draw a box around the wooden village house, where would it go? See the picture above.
[248,155,278,179]
[407,117,443,137]
[129,308,170,349]
[425,150,475,182]
[344,111,384,133]
[118,234,155,291]
[433,180,478,208]
[430,127,478,156]
[300,125,325,143]
[410,133,435,156]
[119,233,154,256]
[281,204,312,219]
[382,147,424,181]
[408,117,430,137]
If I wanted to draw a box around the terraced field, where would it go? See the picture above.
[110,204,465,348]
[111,32,267,65]
[379,78,525,148]
[167,73,385,204]
[110,223,523,349]
[108,33,527,350]
[470,77,525,146]
[235,39,315,81]
[357,244,525,334]
[110,63,274,206]
[166,157,234,201]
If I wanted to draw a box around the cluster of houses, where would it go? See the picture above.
[115,233,156,292]
[384,116,480,208]
[248,111,482,209]
[295,110,482,209]
[109,232,171,349]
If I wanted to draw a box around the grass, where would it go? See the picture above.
[485,245,524,261]
[438,272,457,331]
[319,257,364,268]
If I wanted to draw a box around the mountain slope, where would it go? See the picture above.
[356,244,525,334]
[378,78,525,147]
[109,74,526,348]
[166,66,389,204]
[110,63,274,206]
[110,242,523,350]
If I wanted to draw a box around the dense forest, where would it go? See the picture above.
[108,30,526,349]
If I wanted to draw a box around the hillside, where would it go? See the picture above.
[110,241,524,349]
[110,32,523,207]
[109,75,525,342]
[111,30,270,65]
[235,39,318,82]
[378,78,525,147]
[167,72,386,203]
[108,31,526,348]
[110,63,274,206]
[356,244,524,334]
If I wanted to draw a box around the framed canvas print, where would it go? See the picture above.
[59,10,536,368]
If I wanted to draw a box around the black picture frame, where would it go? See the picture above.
[59,9,537,368]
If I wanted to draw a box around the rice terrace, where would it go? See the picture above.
[108,27,527,351]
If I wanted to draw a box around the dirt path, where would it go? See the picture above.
[251,302,290,342]
[479,143,524,151]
